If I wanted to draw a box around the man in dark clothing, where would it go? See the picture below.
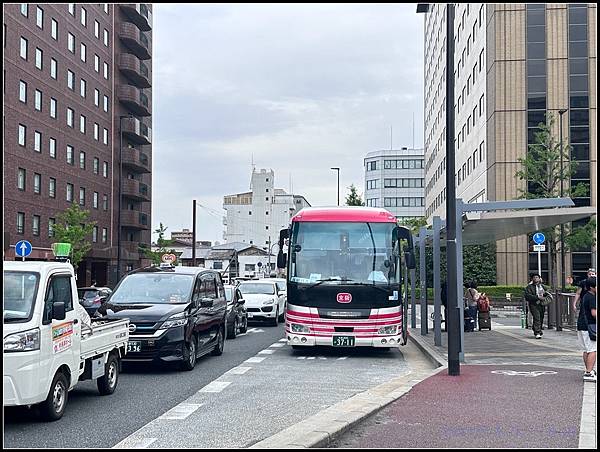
[572,268,596,313]
[577,277,596,382]
[524,273,551,339]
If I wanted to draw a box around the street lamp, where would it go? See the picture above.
[557,108,568,332]
[417,3,460,375]
[331,167,340,206]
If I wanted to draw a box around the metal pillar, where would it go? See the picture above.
[419,227,428,335]
[433,216,442,346]
[410,267,417,329]
[456,200,465,362]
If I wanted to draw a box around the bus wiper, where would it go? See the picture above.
[344,281,391,293]
[302,278,354,290]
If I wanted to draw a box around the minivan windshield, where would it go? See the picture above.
[239,283,275,295]
[110,273,194,304]
[3,271,39,322]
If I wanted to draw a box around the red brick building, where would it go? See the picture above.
[3,4,153,287]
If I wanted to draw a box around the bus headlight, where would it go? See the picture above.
[291,324,310,333]
[378,325,397,335]
[4,328,40,352]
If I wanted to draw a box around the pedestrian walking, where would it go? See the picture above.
[524,273,552,339]
[464,281,479,332]
[577,277,596,382]
[572,268,596,313]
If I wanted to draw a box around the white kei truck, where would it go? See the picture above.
[3,260,130,421]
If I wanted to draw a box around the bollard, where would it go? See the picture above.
[521,306,526,328]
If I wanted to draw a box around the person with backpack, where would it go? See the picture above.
[524,273,552,339]
[577,277,596,382]
[464,281,479,332]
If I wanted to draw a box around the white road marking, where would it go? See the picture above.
[158,404,202,420]
[113,437,157,449]
[258,349,275,355]
[247,328,265,333]
[319,357,327,360]
[245,356,266,363]
[297,356,306,360]
[226,366,252,375]
[337,357,348,360]
[270,343,285,348]
[199,381,231,393]
[279,338,287,342]
[307,357,316,360]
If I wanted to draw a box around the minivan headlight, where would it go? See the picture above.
[4,328,41,352]
[160,313,187,329]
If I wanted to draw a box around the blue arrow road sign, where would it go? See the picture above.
[15,240,32,258]
[533,232,545,245]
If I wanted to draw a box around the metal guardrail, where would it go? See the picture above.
[521,292,577,330]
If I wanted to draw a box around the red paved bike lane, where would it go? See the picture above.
[331,364,583,448]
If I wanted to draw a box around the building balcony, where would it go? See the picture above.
[122,147,151,174]
[122,179,151,202]
[122,117,152,145]
[120,4,152,32]
[121,210,150,230]
[119,54,151,88]
[118,22,151,60]
[118,85,151,117]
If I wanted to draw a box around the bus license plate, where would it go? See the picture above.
[332,336,355,347]
[127,341,141,353]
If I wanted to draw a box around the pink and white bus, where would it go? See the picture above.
[276,207,416,349]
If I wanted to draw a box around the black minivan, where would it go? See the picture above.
[103,265,227,371]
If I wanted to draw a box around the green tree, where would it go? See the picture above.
[139,223,179,265]
[52,204,96,270]
[515,112,596,290]
[399,217,428,235]
[345,184,365,206]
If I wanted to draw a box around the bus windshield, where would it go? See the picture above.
[290,222,399,286]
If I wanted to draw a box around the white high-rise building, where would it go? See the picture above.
[364,148,425,221]
[223,169,310,250]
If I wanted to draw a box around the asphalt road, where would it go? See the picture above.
[3,322,284,448]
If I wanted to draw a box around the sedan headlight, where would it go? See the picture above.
[378,325,398,335]
[4,328,41,352]
[160,313,187,329]
[291,323,310,333]
[262,298,275,305]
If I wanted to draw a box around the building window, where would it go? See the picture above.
[20,4,28,16]
[36,6,43,28]
[81,7,87,26]
[66,145,74,164]
[103,128,108,145]
[94,123,99,140]
[93,157,99,174]
[35,48,43,70]
[103,195,108,211]
[79,151,85,169]
[67,70,74,90]
[80,115,86,134]
[94,20,100,38]
[92,226,98,243]
[68,33,75,53]
[18,168,26,190]
[80,79,86,98]
[34,89,42,111]
[94,54,100,72]
[49,218,56,237]
[94,89,100,106]
[34,130,42,152]
[103,62,109,79]
[79,187,85,206]
[50,58,57,79]
[20,37,28,60]
[66,183,74,202]
[49,177,56,198]
[34,173,41,194]
[102,228,108,243]
[19,80,27,103]
[18,124,26,146]
[80,42,86,62]
[51,18,58,40]
[67,108,74,127]
[17,212,25,234]
[103,29,109,47]
[93,192,98,209]
[103,162,108,177]
[50,98,57,118]
[103,95,109,112]
[367,161,377,171]
[49,137,56,158]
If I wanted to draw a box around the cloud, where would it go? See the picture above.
[151,4,424,242]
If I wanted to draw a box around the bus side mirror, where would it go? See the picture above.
[277,251,287,269]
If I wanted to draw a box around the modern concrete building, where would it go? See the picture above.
[363,148,425,221]
[422,3,596,284]
[3,4,153,287]
[223,169,311,250]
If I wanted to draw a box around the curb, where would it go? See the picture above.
[407,330,448,367]
[250,341,444,449]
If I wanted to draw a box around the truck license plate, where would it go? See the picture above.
[127,341,141,353]
[332,336,355,347]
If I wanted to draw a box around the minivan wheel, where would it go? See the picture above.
[211,327,225,356]
[41,372,68,421]
[181,336,197,371]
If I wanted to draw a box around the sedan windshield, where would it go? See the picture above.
[4,271,39,322]
[110,273,194,304]
[239,283,275,295]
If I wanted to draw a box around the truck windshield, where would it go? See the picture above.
[290,222,398,286]
[110,273,194,304]
[3,271,39,322]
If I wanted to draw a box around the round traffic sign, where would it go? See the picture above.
[533,232,545,245]
[15,240,32,257]
[161,253,176,264]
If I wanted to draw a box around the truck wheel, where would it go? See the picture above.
[41,372,69,421]
[181,335,197,371]
[211,327,225,356]
[97,354,119,395]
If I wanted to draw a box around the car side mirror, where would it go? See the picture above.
[200,297,214,308]
[53,302,66,321]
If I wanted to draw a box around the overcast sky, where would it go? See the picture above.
[152,3,424,244]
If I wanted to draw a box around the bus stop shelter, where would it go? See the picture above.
[412,197,596,360]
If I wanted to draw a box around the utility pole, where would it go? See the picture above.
[192,199,197,266]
